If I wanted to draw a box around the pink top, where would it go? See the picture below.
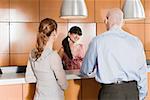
[62,44,85,70]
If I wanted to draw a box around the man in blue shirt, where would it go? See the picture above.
[80,8,147,100]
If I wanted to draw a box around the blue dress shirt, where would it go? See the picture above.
[80,25,147,100]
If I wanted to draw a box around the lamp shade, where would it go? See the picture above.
[60,0,88,19]
[123,0,145,20]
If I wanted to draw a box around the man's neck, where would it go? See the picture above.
[109,25,122,31]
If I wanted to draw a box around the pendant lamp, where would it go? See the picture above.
[123,0,145,20]
[60,0,88,19]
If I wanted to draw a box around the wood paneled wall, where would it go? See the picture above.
[0,1,150,100]
[0,0,150,66]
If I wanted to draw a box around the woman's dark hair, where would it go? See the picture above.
[32,18,57,60]
[69,26,82,36]
[62,26,82,59]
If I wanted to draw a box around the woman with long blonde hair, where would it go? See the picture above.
[25,18,67,100]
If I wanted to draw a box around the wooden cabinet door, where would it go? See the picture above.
[146,51,150,60]
[0,84,22,100]
[10,0,39,22]
[0,23,9,66]
[23,83,36,100]
[81,79,100,100]
[145,24,150,51]
[145,0,150,23]
[95,0,120,23]
[64,80,81,100]
[40,0,67,23]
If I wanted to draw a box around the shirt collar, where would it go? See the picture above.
[109,25,122,31]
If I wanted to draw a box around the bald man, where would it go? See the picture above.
[80,8,147,100]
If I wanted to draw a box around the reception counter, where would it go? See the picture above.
[0,69,92,85]
[0,66,150,100]
[0,67,100,100]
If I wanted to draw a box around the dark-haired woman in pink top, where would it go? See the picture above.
[59,26,85,70]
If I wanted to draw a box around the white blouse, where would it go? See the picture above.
[25,48,68,100]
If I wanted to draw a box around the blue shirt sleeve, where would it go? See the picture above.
[80,38,98,76]
[137,39,148,100]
